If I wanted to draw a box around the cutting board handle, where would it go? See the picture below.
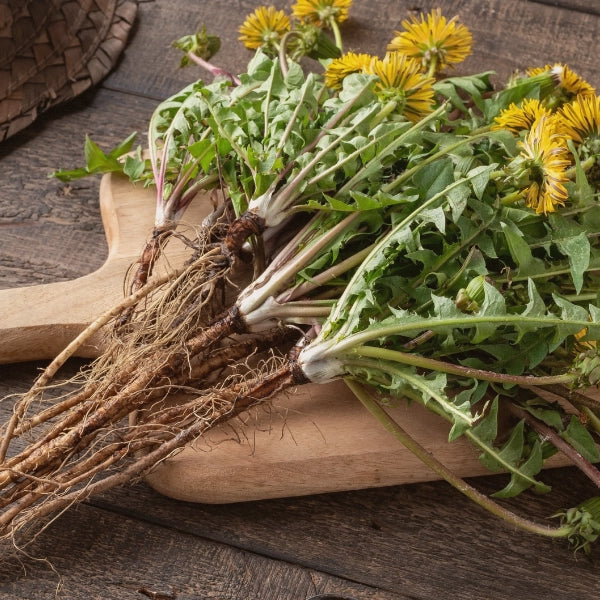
[0,175,158,363]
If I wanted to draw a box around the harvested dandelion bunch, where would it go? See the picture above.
[3,3,600,554]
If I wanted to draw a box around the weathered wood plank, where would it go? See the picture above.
[0,503,405,600]
[532,0,600,16]
[91,470,598,600]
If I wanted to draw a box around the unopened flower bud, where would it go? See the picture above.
[455,275,486,312]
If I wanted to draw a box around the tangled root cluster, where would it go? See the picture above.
[0,211,301,544]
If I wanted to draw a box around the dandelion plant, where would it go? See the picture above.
[3,2,600,553]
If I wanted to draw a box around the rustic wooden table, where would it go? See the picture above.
[1,1,600,598]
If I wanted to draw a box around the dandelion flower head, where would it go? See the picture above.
[557,95,600,146]
[239,6,291,50]
[387,9,472,74]
[527,63,595,107]
[515,114,571,214]
[292,0,353,27]
[492,98,551,134]
[366,52,435,122]
[324,52,372,89]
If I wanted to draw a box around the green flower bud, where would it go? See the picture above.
[555,496,600,554]
[572,348,600,387]
[172,27,221,67]
[291,24,341,60]
[455,275,487,312]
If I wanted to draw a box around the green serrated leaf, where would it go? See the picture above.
[107,131,138,159]
[561,416,600,464]
[492,440,550,498]
[551,294,591,350]
[419,206,446,234]
[446,181,470,223]
[413,158,454,201]
[468,164,495,201]
[554,231,590,295]
[467,400,550,497]
[122,154,146,181]
[524,403,565,432]
[50,167,91,182]
[470,396,499,445]
[472,281,506,343]
[500,219,545,276]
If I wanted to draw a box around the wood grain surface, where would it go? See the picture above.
[1,1,600,599]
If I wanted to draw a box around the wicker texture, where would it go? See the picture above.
[0,0,137,141]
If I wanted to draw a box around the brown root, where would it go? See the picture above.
[221,210,266,261]
[0,200,309,546]
[0,353,307,542]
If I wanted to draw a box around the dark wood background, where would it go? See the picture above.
[1,1,600,598]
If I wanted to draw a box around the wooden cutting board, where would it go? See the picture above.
[0,174,573,503]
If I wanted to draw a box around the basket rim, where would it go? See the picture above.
[0,0,138,142]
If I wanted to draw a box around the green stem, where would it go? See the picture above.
[426,54,438,79]
[238,211,362,318]
[325,313,596,358]
[369,100,398,129]
[500,190,523,206]
[278,243,375,303]
[581,406,600,436]
[329,19,343,51]
[278,31,298,78]
[345,379,572,539]
[350,345,576,387]
[565,155,596,178]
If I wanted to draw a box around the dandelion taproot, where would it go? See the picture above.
[387,9,472,76]
[324,52,372,89]
[492,98,551,134]
[516,115,571,214]
[238,6,291,51]
[366,52,435,122]
[292,0,352,27]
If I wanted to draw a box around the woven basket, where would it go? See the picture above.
[0,0,137,142]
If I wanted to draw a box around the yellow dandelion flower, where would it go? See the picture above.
[492,98,551,133]
[366,52,435,122]
[324,52,372,89]
[527,64,595,104]
[517,115,571,214]
[292,0,352,27]
[557,95,600,145]
[238,6,291,50]
[387,9,472,76]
